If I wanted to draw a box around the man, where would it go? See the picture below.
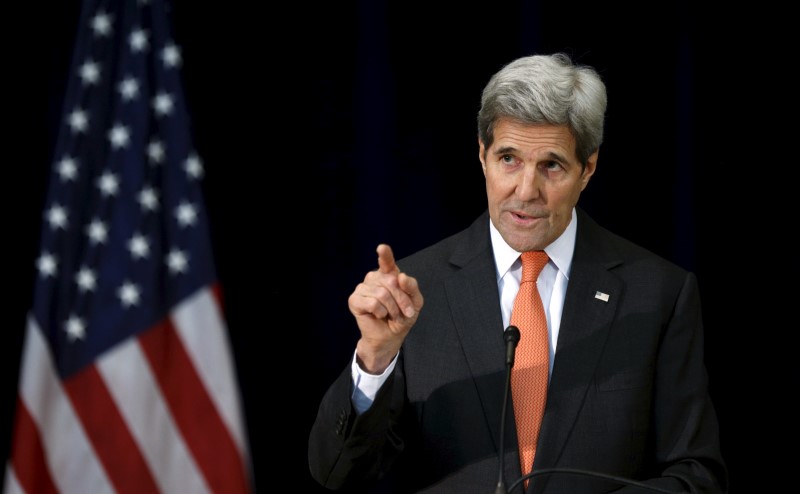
[308,53,728,493]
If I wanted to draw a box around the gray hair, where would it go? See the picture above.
[477,53,607,166]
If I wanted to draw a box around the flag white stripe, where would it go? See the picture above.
[171,288,248,455]
[3,465,23,494]
[19,315,115,494]
[97,335,211,494]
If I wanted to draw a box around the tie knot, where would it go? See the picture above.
[520,251,549,282]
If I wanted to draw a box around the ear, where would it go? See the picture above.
[478,136,487,176]
[580,150,598,190]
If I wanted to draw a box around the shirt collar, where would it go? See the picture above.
[489,208,577,280]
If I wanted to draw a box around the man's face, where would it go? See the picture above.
[479,118,597,252]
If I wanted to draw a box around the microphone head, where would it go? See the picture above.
[504,325,520,344]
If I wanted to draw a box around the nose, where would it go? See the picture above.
[516,166,540,201]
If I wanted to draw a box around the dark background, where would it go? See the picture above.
[4,1,797,493]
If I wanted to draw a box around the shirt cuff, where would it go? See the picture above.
[350,350,398,414]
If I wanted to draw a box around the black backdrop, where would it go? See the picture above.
[4,1,797,493]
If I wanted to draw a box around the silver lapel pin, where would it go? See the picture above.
[594,291,610,302]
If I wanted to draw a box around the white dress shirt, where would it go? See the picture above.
[351,209,577,413]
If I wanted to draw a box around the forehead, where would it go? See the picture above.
[491,118,576,157]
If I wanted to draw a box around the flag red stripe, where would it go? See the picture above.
[140,317,250,494]
[64,365,161,494]
[211,282,224,311]
[7,397,59,494]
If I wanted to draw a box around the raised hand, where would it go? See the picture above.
[349,244,424,374]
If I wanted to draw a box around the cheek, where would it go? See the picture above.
[540,181,574,204]
[485,170,512,197]
[560,182,585,204]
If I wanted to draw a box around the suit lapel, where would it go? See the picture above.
[442,213,523,482]
[534,209,624,470]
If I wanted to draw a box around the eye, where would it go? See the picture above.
[540,160,567,175]
[544,160,562,171]
[500,154,523,168]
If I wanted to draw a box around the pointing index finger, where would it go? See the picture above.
[376,244,398,274]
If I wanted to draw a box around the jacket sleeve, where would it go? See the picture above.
[308,353,408,491]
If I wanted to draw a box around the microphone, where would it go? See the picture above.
[504,325,520,366]
[507,469,682,493]
[494,326,520,494]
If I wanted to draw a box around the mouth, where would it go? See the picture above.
[510,209,537,220]
[507,209,546,226]
[511,211,531,220]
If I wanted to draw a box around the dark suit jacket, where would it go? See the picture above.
[309,208,727,493]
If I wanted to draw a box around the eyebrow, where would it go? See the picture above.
[493,146,518,156]
[493,146,568,163]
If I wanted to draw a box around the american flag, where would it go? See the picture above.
[3,1,253,493]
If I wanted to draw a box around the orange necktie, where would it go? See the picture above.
[510,251,550,487]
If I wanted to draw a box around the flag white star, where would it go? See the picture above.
[36,252,58,278]
[118,76,139,101]
[152,92,174,117]
[75,267,97,293]
[118,281,141,308]
[147,139,165,163]
[85,219,108,245]
[57,156,78,182]
[175,202,197,227]
[67,108,89,133]
[138,186,159,211]
[45,204,69,230]
[65,315,87,341]
[129,28,149,53]
[108,123,131,149]
[90,11,113,37]
[161,43,182,68]
[96,172,120,197]
[128,233,150,259]
[78,60,101,85]
[166,249,189,274]
[184,153,204,179]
